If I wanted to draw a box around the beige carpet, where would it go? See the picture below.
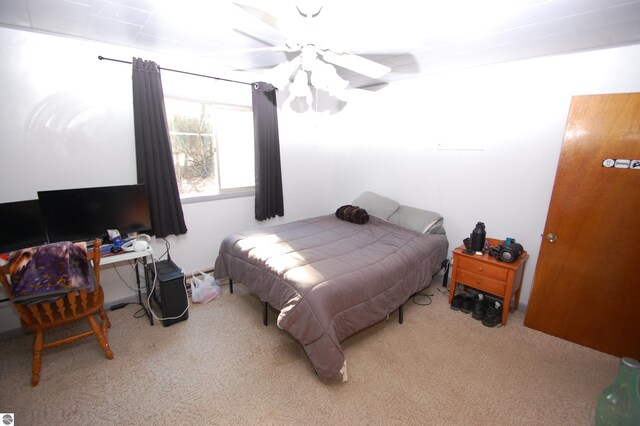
[0,278,618,425]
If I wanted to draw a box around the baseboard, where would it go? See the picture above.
[104,294,138,309]
[0,327,26,341]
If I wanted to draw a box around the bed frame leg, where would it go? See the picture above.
[263,302,268,326]
[399,304,404,324]
[229,278,233,294]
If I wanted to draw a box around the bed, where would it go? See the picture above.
[213,192,449,381]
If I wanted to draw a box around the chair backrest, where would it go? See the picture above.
[0,239,103,328]
[88,238,101,287]
[0,262,10,298]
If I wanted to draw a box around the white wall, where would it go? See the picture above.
[329,44,640,307]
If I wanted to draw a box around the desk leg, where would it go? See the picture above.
[137,258,154,326]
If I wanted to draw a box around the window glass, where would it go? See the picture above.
[165,98,254,200]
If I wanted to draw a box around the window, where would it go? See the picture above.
[165,98,255,201]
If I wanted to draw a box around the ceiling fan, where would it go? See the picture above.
[229,1,397,102]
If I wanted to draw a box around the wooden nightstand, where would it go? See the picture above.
[448,238,528,326]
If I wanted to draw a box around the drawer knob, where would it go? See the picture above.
[546,233,558,243]
[478,267,483,271]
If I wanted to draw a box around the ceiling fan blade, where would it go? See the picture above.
[320,51,391,79]
[233,2,283,31]
[198,46,282,58]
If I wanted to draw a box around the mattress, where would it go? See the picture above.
[214,214,448,380]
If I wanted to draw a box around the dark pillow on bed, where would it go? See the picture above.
[335,205,370,225]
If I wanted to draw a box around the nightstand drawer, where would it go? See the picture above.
[456,256,508,281]
[457,269,506,295]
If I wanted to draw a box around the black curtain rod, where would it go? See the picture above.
[98,55,253,86]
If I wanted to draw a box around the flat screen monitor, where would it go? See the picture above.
[37,184,153,243]
[0,200,49,253]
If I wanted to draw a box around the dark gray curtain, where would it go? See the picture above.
[132,58,187,237]
[252,82,284,221]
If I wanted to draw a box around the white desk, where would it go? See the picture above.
[98,248,154,325]
[100,248,153,266]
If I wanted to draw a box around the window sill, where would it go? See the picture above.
[180,189,255,205]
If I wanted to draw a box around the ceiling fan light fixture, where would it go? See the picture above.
[235,2,393,105]
[266,55,351,107]
[301,46,319,71]
[310,61,348,94]
[266,56,302,90]
[290,69,313,106]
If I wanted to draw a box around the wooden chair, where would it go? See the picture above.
[0,239,114,386]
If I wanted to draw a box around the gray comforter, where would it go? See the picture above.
[214,214,448,380]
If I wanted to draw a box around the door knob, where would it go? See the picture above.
[546,233,558,243]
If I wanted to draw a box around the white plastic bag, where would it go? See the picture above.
[191,271,222,303]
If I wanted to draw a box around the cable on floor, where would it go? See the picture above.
[412,291,434,306]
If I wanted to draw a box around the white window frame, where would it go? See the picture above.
[165,97,255,204]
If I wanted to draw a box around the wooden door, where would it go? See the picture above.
[524,93,640,358]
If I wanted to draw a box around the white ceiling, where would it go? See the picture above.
[1,0,640,88]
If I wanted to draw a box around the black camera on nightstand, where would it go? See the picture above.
[488,239,524,263]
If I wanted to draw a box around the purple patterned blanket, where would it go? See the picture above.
[8,242,96,304]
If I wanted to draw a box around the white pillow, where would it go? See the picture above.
[387,205,444,234]
[352,191,399,220]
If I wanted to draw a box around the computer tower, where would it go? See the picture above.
[147,259,189,326]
